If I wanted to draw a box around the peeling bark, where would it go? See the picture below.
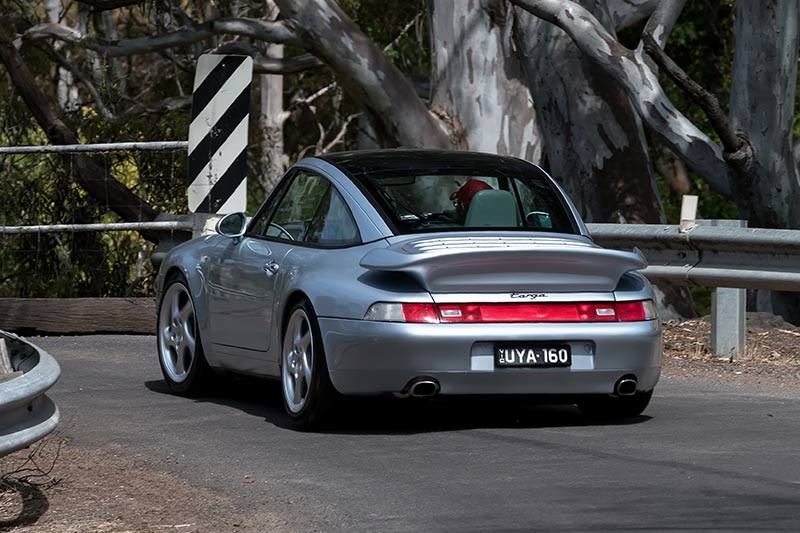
[730,0,800,229]
[511,0,732,198]
[430,0,541,160]
[730,0,800,323]
[606,0,660,29]
[641,0,686,49]
[274,0,450,148]
[513,0,695,317]
[513,1,663,224]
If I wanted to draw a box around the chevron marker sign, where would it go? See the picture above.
[188,54,253,214]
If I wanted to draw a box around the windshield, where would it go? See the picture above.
[357,171,578,235]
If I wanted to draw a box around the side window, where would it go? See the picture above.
[266,172,331,241]
[250,170,361,246]
[512,177,573,232]
[305,187,360,245]
[247,171,296,237]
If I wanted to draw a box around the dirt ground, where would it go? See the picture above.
[662,312,800,388]
[2,315,800,532]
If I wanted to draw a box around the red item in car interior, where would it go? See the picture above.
[449,179,493,211]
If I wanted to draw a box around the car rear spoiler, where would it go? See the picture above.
[359,235,646,293]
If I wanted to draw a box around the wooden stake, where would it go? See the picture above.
[0,338,12,374]
[679,194,698,232]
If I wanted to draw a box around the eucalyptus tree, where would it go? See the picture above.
[511,0,800,320]
[3,0,800,320]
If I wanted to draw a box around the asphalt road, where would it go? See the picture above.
[34,335,800,532]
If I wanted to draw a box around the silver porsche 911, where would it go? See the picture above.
[156,150,661,427]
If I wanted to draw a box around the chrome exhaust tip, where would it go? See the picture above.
[394,378,440,398]
[615,377,638,396]
[409,379,440,398]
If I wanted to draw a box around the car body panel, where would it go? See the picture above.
[320,318,661,394]
[156,149,661,399]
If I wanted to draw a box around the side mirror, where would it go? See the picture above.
[526,211,553,229]
[216,212,247,237]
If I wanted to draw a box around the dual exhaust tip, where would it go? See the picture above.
[397,377,440,398]
[399,376,636,399]
[615,376,638,396]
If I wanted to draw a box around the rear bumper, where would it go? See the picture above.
[319,318,661,396]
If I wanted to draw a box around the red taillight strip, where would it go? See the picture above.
[400,301,653,324]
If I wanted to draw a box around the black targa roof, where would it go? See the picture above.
[320,149,542,178]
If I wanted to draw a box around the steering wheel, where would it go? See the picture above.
[268,223,295,240]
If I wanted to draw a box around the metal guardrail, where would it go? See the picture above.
[0,141,188,154]
[587,223,800,292]
[0,219,192,235]
[0,332,61,458]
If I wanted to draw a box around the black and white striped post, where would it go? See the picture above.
[188,54,253,235]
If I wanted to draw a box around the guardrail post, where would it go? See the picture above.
[701,220,747,359]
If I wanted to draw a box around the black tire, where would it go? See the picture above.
[157,273,211,396]
[577,390,653,419]
[280,299,338,429]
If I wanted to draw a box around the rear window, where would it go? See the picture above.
[355,170,577,235]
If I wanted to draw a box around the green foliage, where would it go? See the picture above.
[1,0,767,301]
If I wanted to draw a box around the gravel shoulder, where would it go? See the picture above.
[662,312,800,389]
[3,315,800,532]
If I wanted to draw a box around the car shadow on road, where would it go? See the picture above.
[145,377,652,435]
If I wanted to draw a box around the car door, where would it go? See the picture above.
[207,170,335,358]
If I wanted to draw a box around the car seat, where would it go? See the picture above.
[464,189,518,227]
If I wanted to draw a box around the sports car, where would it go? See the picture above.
[156,150,661,427]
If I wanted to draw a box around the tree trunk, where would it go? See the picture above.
[512,1,663,225]
[258,0,286,193]
[274,0,450,148]
[513,1,694,318]
[730,0,800,323]
[510,0,733,198]
[258,43,286,193]
[44,0,80,111]
[430,0,541,160]
[730,0,800,229]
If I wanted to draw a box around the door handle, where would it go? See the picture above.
[263,261,280,276]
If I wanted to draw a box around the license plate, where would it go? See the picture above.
[495,343,572,368]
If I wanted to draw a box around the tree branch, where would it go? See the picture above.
[0,20,161,240]
[21,17,301,57]
[214,42,323,74]
[511,0,732,197]
[607,0,661,30]
[118,95,192,117]
[274,0,449,148]
[78,0,142,11]
[37,44,115,120]
[642,33,742,154]
[253,53,323,74]
[641,0,686,49]
[322,112,361,153]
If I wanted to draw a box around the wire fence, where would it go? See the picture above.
[0,143,189,298]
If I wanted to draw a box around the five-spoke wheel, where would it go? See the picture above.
[282,308,314,414]
[157,274,209,394]
[281,300,336,428]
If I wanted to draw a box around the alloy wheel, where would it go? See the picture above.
[158,282,197,383]
[282,308,314,414]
